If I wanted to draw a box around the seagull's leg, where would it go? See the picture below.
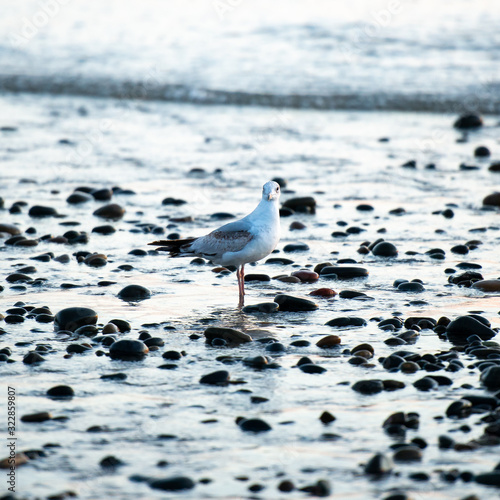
[236,266,244,308]
[236,267,245,309]
[241,264,245,295]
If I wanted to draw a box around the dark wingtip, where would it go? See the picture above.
[148,240,169,246]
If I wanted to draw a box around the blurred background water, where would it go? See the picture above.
[1,0,499,111]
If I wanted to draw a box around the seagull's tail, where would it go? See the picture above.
[148,238,197,257]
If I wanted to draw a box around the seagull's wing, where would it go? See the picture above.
[191,219,254,258]
[148,219,253,259]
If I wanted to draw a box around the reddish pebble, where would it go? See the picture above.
[291,270,319,282]
[316,335,341,348]
[309,288,337,297]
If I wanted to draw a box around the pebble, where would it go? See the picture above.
[316,335,341,348]
[282,196,316,213]
[67,191,93,204]
[200,370,230,386]
[283,243,309,252]
[244,274,270,282]
[54,307,97,332]
[413,377,438,391]
[319,411,336,424]
[364,453,393,474]
[453,113,483,129]
[398,282,425,292]
[28,205,58,217]
[483,192,500,207]
[481,366,500,390]
[393,445,422,462]
[238,417,272,433]
[446,316,496,341]
[472,280,500,292]
[93,204,125,220]
[289,221,306,230]
[21,411,52,423]
[109,340,149,361]
[92,225,116,235]
[242,302,279,313]
[299,479,331,497]
[299,363,327,374]
[475,472,500,487]
[319,266,368,279]
[325,317,367,328]
[117,285,151,301]
[23,352,45,364]
[149,476,195,491]
[274,294,318,312]
[291,270,319,282]
[372,241,398,257]
[0,223,21,235]
[46,385,74,398]
[309,288,337,297]
[474,145,490,157]
[352,379,384,395]
[204,327,252,345]
[92,188,113,201]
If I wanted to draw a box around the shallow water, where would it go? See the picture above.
[0,93,500,498]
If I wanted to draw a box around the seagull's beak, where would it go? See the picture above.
[268,193,273,201]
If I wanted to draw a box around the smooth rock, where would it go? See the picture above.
[483,193,500,207]
[204,327,252,345]
[28,205,58,217]
[372,241,398,257]
[150,476,195,491]
[274,294,318,312]
[67,191,93,204]
[93,204,125,220]
[200,370,230,386]
[447,316,496,340]
[47,385,74,398]
[481,366,500,390]
[291,270,319,282]
[352,379,384,395]
[326,317,367,328]
[398,282,425,292]
[309,288,337,297]
[109,340,148,361]
[118,285,151,301]
[54,307,97,332]
[316,335,341,348]
[242,302,279,313]
[238,418,272,433]
[320,266,368,279]
[472,280,500,292]
[364,453,393,474]
[454,113,483,129]
[393,446,422,462]
[0,223,21,235]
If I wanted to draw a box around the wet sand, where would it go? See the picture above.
[1,93,500,499]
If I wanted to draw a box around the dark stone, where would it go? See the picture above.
[238,418,272,433]
[162,197,187,206]
[67,191,93,204]
[398,282,425,292]
[325,317,367,328]
[242,302,279,313]
[447,316,496,341]
[451,244,469,255]
[28,205,58,217]
[200,370,230,386]
[118,285,151,301]
[109,340,148,361]
[93,204,125,220]
[320,266,368,279]
[100,455,124,468]
[282,197,316,213]
[481,366,500,390]
[453,113,483,129]
[372,241,398,257]
[283,243,309,252]
[352,379,384,395]
[149,476,195,491]
[92,188,113,201]
[47,385,74,398]
[299,364,327,374]
[319,411,336,424]
[244,274,271,282]
[364,453,393,474]
[274,294,318,312]
[54,307,97,332]
[23,352,45,364]
[413,377,438,391]
[475,472,500,487]
[92,225,116,235]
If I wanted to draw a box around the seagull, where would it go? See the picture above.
[149,181,281,308]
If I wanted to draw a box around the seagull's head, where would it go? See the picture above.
[263,181,281,202]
